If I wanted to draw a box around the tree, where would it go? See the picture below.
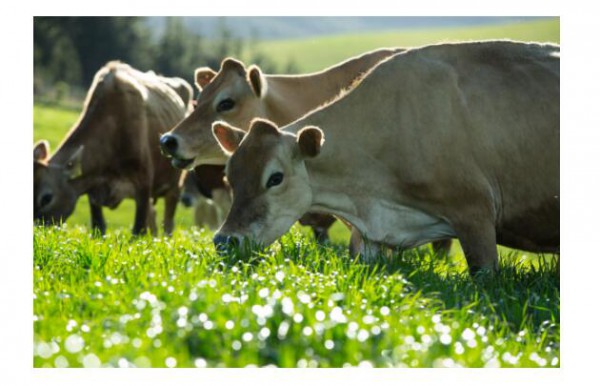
[34,17,155,90]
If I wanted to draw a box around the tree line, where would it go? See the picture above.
[34,17,289,104]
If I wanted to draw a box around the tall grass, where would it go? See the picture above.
[34,226,559,368]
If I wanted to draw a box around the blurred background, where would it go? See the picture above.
[33,16,560,238]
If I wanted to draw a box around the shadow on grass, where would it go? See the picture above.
[376,248,558,336]
[193,231,559,340]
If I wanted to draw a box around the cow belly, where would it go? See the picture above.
[497,197,560,253]
[89,180,137,209]
[362,200,456,249]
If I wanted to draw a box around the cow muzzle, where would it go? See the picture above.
[213,233,243,256]
[180,194,195,207]
[159,133,195,169]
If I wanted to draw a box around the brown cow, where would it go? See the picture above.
[179,166,232,230]
[159,48,403,243]
[212,41,560,274]
[34,61,192,235]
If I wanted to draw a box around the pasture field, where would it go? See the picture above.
[33,21,560,368]
[33,103,560,367]
[34,226,559,368]
[245,18,559,72]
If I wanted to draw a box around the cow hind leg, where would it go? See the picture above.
[312,227,329,243]
[132,187,152,236]
[148,202,158,237]
[431,239,452,256]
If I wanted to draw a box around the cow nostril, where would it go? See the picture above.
[40,192,53,208]
[160,134,178,155]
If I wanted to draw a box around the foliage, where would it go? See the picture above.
[34,17,279,101]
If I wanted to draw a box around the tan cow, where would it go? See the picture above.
[34,61,192,235]
[211,41,560,274]
[159,47,403,243]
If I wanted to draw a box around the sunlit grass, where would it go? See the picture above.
[34,225,559,368]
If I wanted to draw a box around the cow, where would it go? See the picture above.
[159,47,405,244]
[210,41,560,275]
[179,166,232,230]
[34,61,192,236]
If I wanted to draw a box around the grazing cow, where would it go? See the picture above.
[211,41,560,274]
[34,61,192,235]
[179,166,232,230]
[159,48,403,243]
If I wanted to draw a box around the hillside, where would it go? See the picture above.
[243,18,559,73]
[146,16,554,41]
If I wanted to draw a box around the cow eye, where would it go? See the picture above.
[216,98,235,112]
[266,172,284,188]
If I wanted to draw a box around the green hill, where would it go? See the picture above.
[244,19,559,73]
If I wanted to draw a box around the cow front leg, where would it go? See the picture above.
[89,199,106,236]
[212,188,232,228]
[132,187,152,236]
[349,228,385,264]
[453,219,499,276]
[163,187,180,236]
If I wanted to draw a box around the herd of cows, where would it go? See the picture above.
[34,40,560,275]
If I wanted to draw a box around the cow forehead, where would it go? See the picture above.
[227,135,281,187]
[198,68,247,103]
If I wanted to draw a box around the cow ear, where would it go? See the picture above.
[212,121,246,155]
[247,65,267,97]
[297,126,324,158]
[195,67,217,90]
[64,146,84,179]
[34,140,50,161]
[249,118,280,137]
[221,57,246,76]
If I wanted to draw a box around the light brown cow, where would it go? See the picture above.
[159,48,403,243]
[211,41,560,274]
[34,61,192,235]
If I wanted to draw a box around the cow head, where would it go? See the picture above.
[211,119,324,252]
[34,141,83,225]
[160,57,269,169]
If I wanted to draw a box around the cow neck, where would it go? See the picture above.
[50,132,115,197]
[263,49,395,125]
[283,77,380,233]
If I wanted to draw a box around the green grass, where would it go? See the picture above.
[34,225,559,368]
[244,19,559,72]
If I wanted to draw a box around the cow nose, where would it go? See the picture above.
[160,134,179,156]
[213,233,239,254]
[39,192,53,208]
[181,194,193,207]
